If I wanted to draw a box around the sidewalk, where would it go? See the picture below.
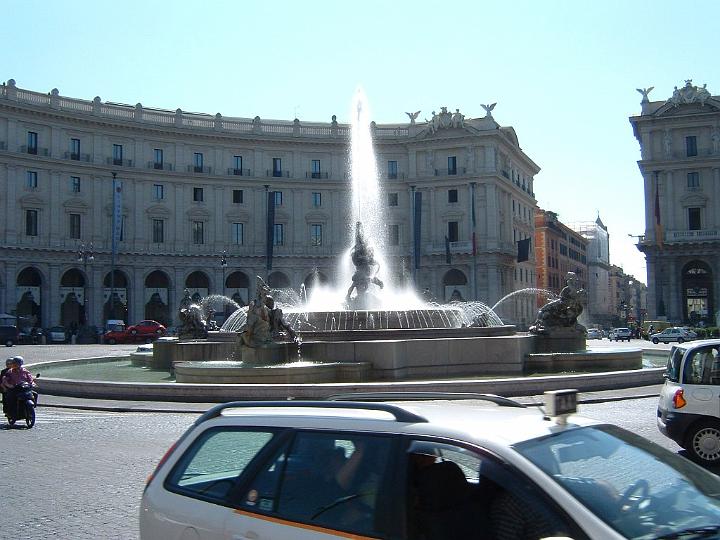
[37,384,664,413]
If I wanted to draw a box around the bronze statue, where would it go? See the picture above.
[529,272,586,335]
[345,222,384,309]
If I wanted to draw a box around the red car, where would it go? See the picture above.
[103,320,165,344]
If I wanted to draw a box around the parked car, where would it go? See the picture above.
[586,328,602,339]
[127,320,166,337]
[47,326,68,344]
[657,339,720,464]
[0,325,19,347]
[103,323,128,345]
[608,327,632,342]
[651,326,696,344]
[141,392,720,540]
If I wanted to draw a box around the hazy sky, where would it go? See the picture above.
[3,0,718,284]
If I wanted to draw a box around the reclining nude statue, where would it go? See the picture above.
[529,272,586,335]
[240,276,298,347]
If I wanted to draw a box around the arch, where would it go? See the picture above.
[303,271,328,290]
[60,268,87,329]
[442,269,468,303]
[145,270,171,326]
[224,271,250,314]
[268,271,291,289]
[103,270,130,323]
[186,271,210,303]
[681,260,714,325]
[226,271,249,289]
[16,267,43,328]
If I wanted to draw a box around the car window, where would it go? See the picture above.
[404,439,582,540]
[665,346,686,382]
[236,431,400,538]
[165,428,276,504]
[516,425,720,539]
[683,346,720,385]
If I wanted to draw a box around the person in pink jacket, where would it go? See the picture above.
[1,356,34,417]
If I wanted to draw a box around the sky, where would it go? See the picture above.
[3,0,718,285]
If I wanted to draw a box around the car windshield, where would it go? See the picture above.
[665,346,686,382]
[515,424,720,539]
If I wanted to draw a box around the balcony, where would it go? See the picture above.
[148,161,173,171]
[435,167,466,176]
[188,165,212,174]
[267,170,290,178]
[20,145,49,156]
[386,172,407,180]
[428,240,473,254]
[107,157,133,167]
[228,168,251,176]
[64,151,91,162]
[306,171,329,179]
[665,229,720,243]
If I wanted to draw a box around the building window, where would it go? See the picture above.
[388,160,398,179]
[192,221,204,244]
[26,171,38,189]
[388,192,399,206]
[232,222,244,245]
[152,219,164,243]
[71,138,80,160]
[193,187,204,202]
[388,224,399,245]
[274,191,283,206]
[233,155,243,175]
[687,171,700,188]
[448,189,458,203]
[448,156,457,175]
[312,192,321,207]
[310,224,322,246]
[448,221,459,242]
[69,213,81,239]
[194,152,204,172]
[311,159,321,178]
[273,223,284,246]
[113,144,123,165]
[154,148,164,169]
[686,136,698,157]
[272,157,282,177]
[688,207,701,231]
[153,184,164,200]
[233,189,244,204]
[27,131,38,154]
[71,176,81,193]
[25,209,38,236]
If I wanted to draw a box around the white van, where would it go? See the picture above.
[657,339,720,465]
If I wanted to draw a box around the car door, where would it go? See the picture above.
[681,345,720,418]
[223,430,403,539]
[145,427,279,540]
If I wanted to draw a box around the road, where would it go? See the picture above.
[0,394,684,540]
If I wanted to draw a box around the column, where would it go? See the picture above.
[643,172,653,239]
[48,264,61,327]
[408,149,417,178]
[5,263,17,319]
[49,170,62,246]
[214,185,224,250]
[132,268,145,324]
[134,179,145,252]
[664,171,675,232]
[646,255,657,319]
[6,165,18,243]
[668,259,679,322]
[91,265,104,326]
[713,168,720,228]
[486,184,498,248]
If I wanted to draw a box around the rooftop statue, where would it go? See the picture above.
[529,272,586,336]
[345,222,384,309]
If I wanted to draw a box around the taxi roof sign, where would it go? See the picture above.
[544,389,578,420]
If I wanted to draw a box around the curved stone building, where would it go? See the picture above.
[0,79,539,329]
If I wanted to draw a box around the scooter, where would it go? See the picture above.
[5,379,38,428]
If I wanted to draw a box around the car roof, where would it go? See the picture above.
[202,399,601,448]
[674,338,720,352]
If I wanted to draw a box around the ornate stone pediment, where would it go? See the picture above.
[225,210,250,221]
[680,192,708,207]
[653,80,720,116]
[424,107,466,134]
[145,204,171,217]
[62,198,90,210]
[185,206,211,219]
[19,194,46,207]
[304,210,329,222]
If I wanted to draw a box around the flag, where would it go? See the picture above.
[445,235,452,264]
[654,173,663,250]
[517,237,531,262]
[413,191,422,269]
[266,190,276,271]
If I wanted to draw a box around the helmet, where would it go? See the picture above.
[11,355,24,366]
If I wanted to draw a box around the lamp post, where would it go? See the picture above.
[76,242,94,325]
[219,250,228,298]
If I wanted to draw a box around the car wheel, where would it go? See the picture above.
[156,329,163,334]
[108,338,116,345]
[5,339,13,347]
[130,329,138,336]
[685,420,720,465]
[678,337,684,344]
[652,338,659,344]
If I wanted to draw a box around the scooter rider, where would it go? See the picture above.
[1,356,35,417]
[0,358,13,416]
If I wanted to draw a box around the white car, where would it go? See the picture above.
[658,339,720,465]
[651,327,697,344]
[586,328,602,340]
[609,327,632,342]
[141,391,720,539]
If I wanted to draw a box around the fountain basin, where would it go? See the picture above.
[174,360,371,384]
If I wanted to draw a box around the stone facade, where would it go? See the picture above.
[0,80,539,329]
[630,80,720,325]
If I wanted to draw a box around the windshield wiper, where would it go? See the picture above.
[655,525,720,539]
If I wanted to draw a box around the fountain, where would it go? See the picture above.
[146,90,643,387]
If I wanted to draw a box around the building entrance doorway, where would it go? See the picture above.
[682,260,714,325]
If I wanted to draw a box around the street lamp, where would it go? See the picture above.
[219,250,228,298]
